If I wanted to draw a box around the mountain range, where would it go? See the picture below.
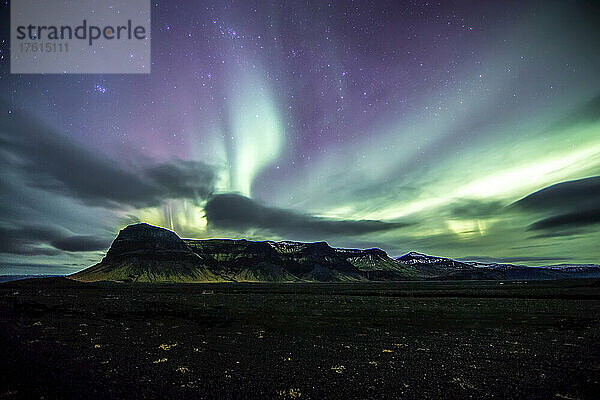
[71,223,600,282]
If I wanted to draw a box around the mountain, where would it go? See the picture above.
[395,252,505,280]
[71,223,600,283]
[71,223,420,282]
[466,262,600,280]
[70,223,219,282]
[398,252,600,280]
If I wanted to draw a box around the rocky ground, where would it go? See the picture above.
[1,278,599,399]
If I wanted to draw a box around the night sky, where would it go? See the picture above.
[0,0,599,275]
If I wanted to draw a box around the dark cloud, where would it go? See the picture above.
[144,161,215,201]
[0,106,216,259]
[50,235,111,252]
[448,199,506,219]
[0,242,61,256]
[513,176,600,212]
[512,177,600,235]
[528,230,588,239]
[0,224,109,255]
[205,193,410,239]
[528,209,600,230]
[0,224,68,255]
[0,224,70,242]
[0,108,216,208]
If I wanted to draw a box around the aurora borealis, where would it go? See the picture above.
[0,0,599,274]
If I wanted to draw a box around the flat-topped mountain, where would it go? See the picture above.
[71,223,600,283]
[71,224,219,282]
[104,223,196,259]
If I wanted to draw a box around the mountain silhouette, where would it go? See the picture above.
[71,223,600,282]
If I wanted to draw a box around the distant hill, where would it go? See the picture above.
[70,223,600,283]
[0,275,63,284]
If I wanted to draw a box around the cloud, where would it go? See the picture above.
[513,176,600,212]
[0,224,110,255]
[527,230,588,239]
[0,107,216,208]
[0,225,66,255]
[50,235,111,252]
[528,209,600,230]
[511,176,600,234]
[448,199,506,219]
[0,106,217,259]
[0,242,60,256]
[204,193,411,239]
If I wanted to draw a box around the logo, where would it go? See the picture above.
[11,0,151,74]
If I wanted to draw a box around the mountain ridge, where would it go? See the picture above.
[70,223,600,283]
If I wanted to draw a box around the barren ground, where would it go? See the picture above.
[1,278,599,399]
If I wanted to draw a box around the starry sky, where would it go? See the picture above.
[0,0,599,275]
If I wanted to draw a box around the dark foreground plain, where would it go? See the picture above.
[1,278,599,399]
